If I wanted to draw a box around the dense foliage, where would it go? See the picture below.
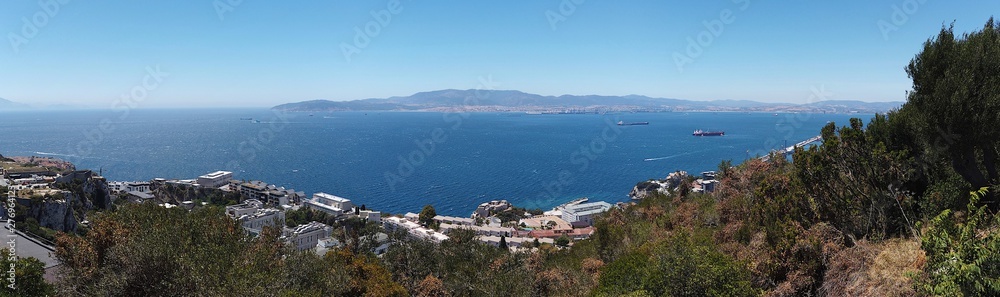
[53,203,406,297]
[906,19,1000,210]
[6,17,999,297]
[919,188,1000,295]
[0,249,52,297]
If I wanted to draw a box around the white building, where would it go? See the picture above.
[165,179,199,188]
[226,199,286,232]
[473,200,512,218]
[197,171,233,189]
[305,193,354,217]
[359,210,382,223]
[561,201,612,226]
[403,212,420,223]
[315,238,342,256]
[383,217,449,242]
[697,179,719,193]
[433,215,475,226]
[284,221,332,251]
[108,181,151,193]
[230,180,304,206]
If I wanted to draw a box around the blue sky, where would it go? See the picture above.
[1,1,997,108]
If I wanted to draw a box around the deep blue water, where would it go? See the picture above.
[0,109,868,216]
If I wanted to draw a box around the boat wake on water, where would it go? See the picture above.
[644,149,710,161]
[34,151,83,158]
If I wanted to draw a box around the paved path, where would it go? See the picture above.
[10,230,59,268]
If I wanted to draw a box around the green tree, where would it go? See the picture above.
[595,252,648,296]
[55,203,288,296]
[0,250,53,297]
[418,205,436,227]
[643,232,756,297]
[555,235,570,247]
[498,236,508,250]
[52,203,409,296]
[793,118,918,238]
[904,18,1000,209]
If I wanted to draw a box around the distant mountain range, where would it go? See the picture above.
[273,89,904,114]
[0,97,29,110]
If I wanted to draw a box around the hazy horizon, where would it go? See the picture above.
[1,88,908,110]
[2,1,997,108]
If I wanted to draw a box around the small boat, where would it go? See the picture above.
[240,117,253,120]
[617,121,649,126]
[693,130,724,136]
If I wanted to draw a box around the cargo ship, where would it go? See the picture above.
[692,129,724,136]
[617,121,649,126]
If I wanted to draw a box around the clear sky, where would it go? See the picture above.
[1,1,997,108]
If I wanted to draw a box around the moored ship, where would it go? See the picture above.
[617,121,649,126]
[692,129,724,136]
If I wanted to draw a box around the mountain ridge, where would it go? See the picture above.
[0,97,30,110]
[273,89,903,113]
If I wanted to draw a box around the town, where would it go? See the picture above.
[1,155,625,261]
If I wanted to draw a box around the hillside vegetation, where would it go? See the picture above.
[3,18,998,297]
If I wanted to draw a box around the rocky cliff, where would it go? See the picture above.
[54,170,110,210]
[20,170,112,233]
[26,192,78,232]
[629,171,690,200]
[629,180,670,200]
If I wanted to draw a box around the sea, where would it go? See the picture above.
[0,109,869,216]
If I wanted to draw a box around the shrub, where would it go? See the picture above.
[918,188,1000,296]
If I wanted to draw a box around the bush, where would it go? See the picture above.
[595,231,757,297]
[918,188,1000,296]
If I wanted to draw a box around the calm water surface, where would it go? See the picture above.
[0,109,869,216]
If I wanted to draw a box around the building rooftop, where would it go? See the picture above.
[242,180,268,190]
[127,191,154,200]
[433,215,475,224]
[227,199,264,211]
[199,171,232,179]
[236,208,282,221]
[563,201,612,214]
[314,192,351,203]
[292,221,328,235]
[384,217,450,242]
